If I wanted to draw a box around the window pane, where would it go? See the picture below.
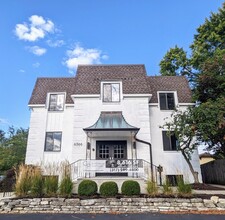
[45,133,53,151]
[112,84,120,102]
[49,94,64,111]
[53,132,62,151]
[49,95,57,111]
[159,93,167,110]
[103,84,112,102]
[171,134,179,150]
[167,93,175,110]
[162,131,171,150]
[56,94,64,111]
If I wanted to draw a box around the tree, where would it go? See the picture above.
[159,46,192,77]
[0,127,28,174]
[159,3,225,156]
[161,108,200,183]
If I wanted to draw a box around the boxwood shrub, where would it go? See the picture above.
[78,180,97,196]
[121,180,140,196]
[99,181,118,196]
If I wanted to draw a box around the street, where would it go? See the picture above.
[0,213,225,220]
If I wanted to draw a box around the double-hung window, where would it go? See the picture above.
[159,93,175,110]
[44,132,62,152]
[103,83,120,102]
[162,131,179,151]
[48,94,65,111]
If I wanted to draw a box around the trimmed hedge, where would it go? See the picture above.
[121,180,140,196]
[99,181,118,196]
[78,180,97,196]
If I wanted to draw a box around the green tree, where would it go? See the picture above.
[161,108,200,183]
[0,127,28,174]
[159,3,225,156]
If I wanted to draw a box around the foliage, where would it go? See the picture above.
[30,168,43,197]
[160,46,192,78]
[15,164,34,197]
[59,163,73,197]
[194,98,225,157]
[99,181,118,197]
[176,176,192,197]
[44,176,58,196]
[78,180,97,196]
[0,127,28,174]
[162,178,173,196]
[161,108,200,183]
[121,180,140,196]
[159,3,225,157]
[146,180,158,196]
[0,169,16,192]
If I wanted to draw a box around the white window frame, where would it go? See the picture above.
[44,131,62,152]
[101,81,122,103]
[157,91,178,110]
[47,93,66,111]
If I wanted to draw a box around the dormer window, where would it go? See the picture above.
[48,94,65,111]
[103,83,120,102]
[159,92,175,110]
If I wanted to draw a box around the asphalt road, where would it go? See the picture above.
[0,213,225,220]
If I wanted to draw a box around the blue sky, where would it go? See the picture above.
[0,0,224,132]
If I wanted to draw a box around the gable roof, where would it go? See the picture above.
[75,64,149,94]
[28,65,193,105]
[147,76,192,103]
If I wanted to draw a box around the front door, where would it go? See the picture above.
[96,140,127,176]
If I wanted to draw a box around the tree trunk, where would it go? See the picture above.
[181,150,200,183]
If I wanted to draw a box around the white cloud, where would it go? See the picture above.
[19,69,25,73]
[15,15,55,42]
[33,62,40,68]
[0,118,10,125]
[46,39,65,47]
[64,44,108,73]
[27,46,47,56]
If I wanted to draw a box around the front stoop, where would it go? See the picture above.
[73,177,148,194]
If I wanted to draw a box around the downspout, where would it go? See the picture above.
[134,134,154,182]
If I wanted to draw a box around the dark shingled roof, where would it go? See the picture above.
[28,65,193,105]
[29,77,75,104]
[147,76,192,103]
[75,64,149,94]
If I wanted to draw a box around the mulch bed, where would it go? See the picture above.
[191,183,225,190]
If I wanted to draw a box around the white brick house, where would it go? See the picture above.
[25,64,202,186]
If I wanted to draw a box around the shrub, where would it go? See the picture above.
[59,176,73,197]
[121,180,140,196]
[99,181,118,197]
[146,180,158,196]
[78,180,97,196]
[176,176,192,197]
[44,176,58,196]
[30,168,44,197]
[0,169,16,192]
[162,178,173,196]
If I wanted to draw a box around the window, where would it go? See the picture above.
[49,94,65,111]
[44,132,62,152]
[166,175,183,186]
[103,83,120,102]
[162,131,179,151]
[159,93,175,110]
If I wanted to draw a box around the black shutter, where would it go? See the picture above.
[162,131,171,150]
[159,93,166,110]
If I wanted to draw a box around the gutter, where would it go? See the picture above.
[134,134,154,182]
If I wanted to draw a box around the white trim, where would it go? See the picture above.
[148,103,158,106]
[28,104,45,108]
[179,103,195,106]
[46,92,66,111]
[123,94,152,98]
[157,91,178,110]
[65,104,74,107]
[71,94,100,98]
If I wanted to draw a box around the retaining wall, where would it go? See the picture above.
[1,197,225,213]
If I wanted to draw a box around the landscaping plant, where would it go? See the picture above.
[146,179,158,196]
[78,180,97,196]
[176,176,192,197]
[162,178,173,196]
[30,167,44,197]
[121,180,140,196]
[99,181,118,197]
[44,176,58,196]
